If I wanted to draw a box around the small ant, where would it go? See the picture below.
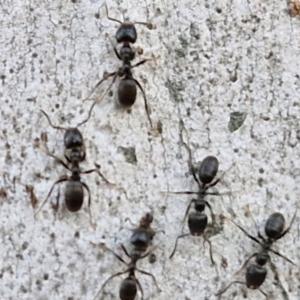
[215,210,298,298]
[34,110,113,227]
[128,212,164,264]
[80,4,156,129]
[129,213,156,252]
[93,245,160,300]
[169,156,223,263]
[92,213,161,300]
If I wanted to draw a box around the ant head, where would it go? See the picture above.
[119,276,137,300]
[116,22,137,44]
[64,128,84,149]
[188,211,207,236]
[256,251,269,266]
[139,212,153,227]
[265,212,285,240]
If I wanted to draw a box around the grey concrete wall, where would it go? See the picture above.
[0,0,300,299]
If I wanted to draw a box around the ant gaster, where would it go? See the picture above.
[34,110,113,227]
[92,213,161,300]
[80,5,156,129]
[169,156,223,263]
[215,210,298,298]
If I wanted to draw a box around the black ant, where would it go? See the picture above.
[128,212,164,264]
[167,123,234,262]
[169,155,224,263]
[129,213,156,253]
[215,210,298,298]
[92,213,161,300]
[79,4,156,129]
[34,110,113,227]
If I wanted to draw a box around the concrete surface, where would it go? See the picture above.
[0,0,300,299]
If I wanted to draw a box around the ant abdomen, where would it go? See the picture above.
[65,181,84,212]
[265,212,285,239]
[119,277,137,300]
[199,156,219,184]
[246,264,267,289]
[188,212,207,236]
[118,78,137,107]
[116,23,137,44]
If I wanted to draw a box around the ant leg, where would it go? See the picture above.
[131,57,156,69]
[178,120,202,186]
[105,33,121,60]
[268,259,289,298]
[53,185,61,212]
[92,269,130,300]
[81,182,95,229]
[124,217,134,226]
[178,120,201,186]
[181,199,195,224]
[123,217,138,231]
[207,162,236,188]
[95,163,115,185]
[140,245,159,259]
[39,147,70,171]
[133,78,153,129]
[276,208,297,240]
[82,72,115,102]
[269,248,297,266]
[205,201,216,224]
[215,281,245,296]
[154,229,165,235]
[246,204,266,242]
[120,244,131,259]
[78,73,118,126]
[230,219,262,246]
[258,288,269,299]
[135,277,145,300]
[135,268,161,292]
[169,233,189,259]
[133,21,154,30]
[203,236,215,265]
[34,176,68,218]
[40,109,68,131]
[94,243,128,266]
[104,3,123,25]
[163,191,198,195]
[81,165,114,185]
[234,253,258,275]
[206,178,221,188]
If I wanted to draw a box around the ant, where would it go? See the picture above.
[34,110,113,227]
[169,155,224,263]
[215,210,298,298]
[129,212,156,253]
[79,4,156,129]
[167,123,234,262]
[128,212,164,263]
[92,213,161,300]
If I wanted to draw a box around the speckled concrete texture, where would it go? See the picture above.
[0,0,300,300]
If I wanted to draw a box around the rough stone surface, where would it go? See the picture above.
[0,1,300,300]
